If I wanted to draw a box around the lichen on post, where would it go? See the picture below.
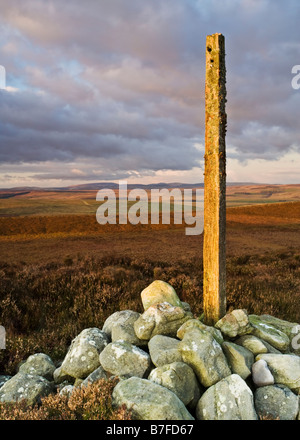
[203,33,227,325]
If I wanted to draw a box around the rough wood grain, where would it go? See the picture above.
[203,33,227,325]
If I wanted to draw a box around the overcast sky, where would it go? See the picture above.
[0,0,299,187]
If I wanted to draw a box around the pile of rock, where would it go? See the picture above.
[0,280,299,420]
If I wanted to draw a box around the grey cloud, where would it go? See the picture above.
[0,88,202,167]
[0,0,299,183]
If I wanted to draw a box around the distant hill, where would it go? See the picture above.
[0,181,263,192]
[0,182,299,216]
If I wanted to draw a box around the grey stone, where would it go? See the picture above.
[148,335,183,367]
[140,280,183,311]
[196,374,258,420]
[60,328,109,379]
[134,302,192,340]
[53,365,74,384]
[259,340,282,354]
[102,310,140,338]
[0,373,53,406]
[177,319,224,345]
[181,302,192,313]
[235,335,269,355]
[178,328,231,387]
[235,334,281,355]
[81,365,108,387]
[99,341,150,378]
[215,309,252,338]
[59,384,74,398]
[222,341,254,380]
[259,314,299,339]
[56,379,73,393]
[255,384,299,420]
[148,361,200,406]
[111,316,147,347]
[0,375,11,389]
[112,377,194,420]
[187,379,202,411]
[74,378,83,387]
[256,353,300,393]
[252,359,274,387]
[18,353,56,381]
[248,315,290,352]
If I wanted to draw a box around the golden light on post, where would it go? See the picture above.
[203,33,227,325]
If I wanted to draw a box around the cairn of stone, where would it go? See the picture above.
[0,280,299,420]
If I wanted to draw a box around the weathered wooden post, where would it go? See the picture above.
[203,33,227,325]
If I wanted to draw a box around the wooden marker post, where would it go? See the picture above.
[203,33,227,325]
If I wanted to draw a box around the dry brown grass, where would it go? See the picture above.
[0,202,299,267]
[0,247,299,376]
[0,198,299,420]
[0,213,187,239]
[0,378,132,420]
[227,201,300,225]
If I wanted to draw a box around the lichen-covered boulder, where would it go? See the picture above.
[177,319,224,344]
[53,365,74,385]
[102,310,140,338]
[134,302,192,340]
[111,314,147,347]
[148,361,201,406]
[60,328,109,379]
[140,280,183,311]
[0,373,53,406]
[178,328,231,387]
[235,335,271,355]
[248,315,290,352]
[99,341,150,378]
[81,366,108,387]
[222,342,254,380]
[254,384,299,420]
[256,353,300,393]
[148,335,183,367]
[196,374,258,420]
[259,314,299,339]
[215,309,252,338]
[18,353,56,381]
[0,375,11,390]
[112,377,194,420]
